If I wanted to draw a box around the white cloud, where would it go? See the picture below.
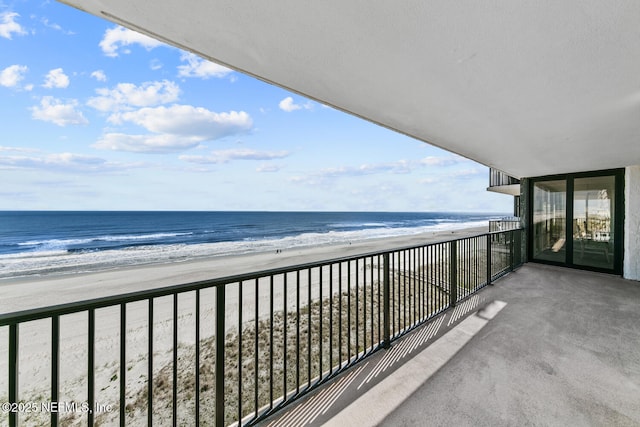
[150,59,163,70]
[87,80,180,112]
[99,26,164,57]
[114,105,252,139]
[91,70,107,82]
[31,96,88,126]
[279,97,300,112]
[302,161,411,180]
[0,12,26,39]
[279,96,314,112]
[418,177,439,185]
[40,18,62,32]
[94,133,203,153]
[180,149,290,164]
[449,168,482,178]
[0,145,39,153]
[0,152,134,173]
[94,105,253,153]
[290,156,468,186]
[40,17,74,35]
[43,68,70,89]
[178,52,232,79]
[420,155,467,167]
[0,64,28,88]
[257,164,283,173]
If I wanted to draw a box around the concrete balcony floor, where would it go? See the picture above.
[261,263,640,426]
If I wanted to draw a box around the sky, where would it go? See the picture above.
[0,1,512,213]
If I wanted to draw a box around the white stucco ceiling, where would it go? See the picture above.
[59,0,640,178]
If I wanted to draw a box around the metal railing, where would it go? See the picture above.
[489,217,522,232]
[1,229,524,427]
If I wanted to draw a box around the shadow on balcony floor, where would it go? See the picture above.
[260,264,640,426]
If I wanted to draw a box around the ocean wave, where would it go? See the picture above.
[328,222,389,229]
[0,220,488,280]
[17,232,194,252]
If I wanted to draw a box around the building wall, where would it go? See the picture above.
[624,165,640,281]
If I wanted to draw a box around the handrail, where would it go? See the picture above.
[1,228,524,427]
[0,229,519,325]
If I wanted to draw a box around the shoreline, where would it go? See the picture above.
[0,224,489,425]
[0,225,486,313]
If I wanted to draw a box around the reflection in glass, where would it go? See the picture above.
[573,176,615,269]
[533,180,566,263]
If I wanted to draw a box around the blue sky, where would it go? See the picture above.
[0,1,512,212]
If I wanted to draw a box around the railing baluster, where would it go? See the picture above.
[88,309,95,426]
[377,255,381,347]
[370,256,374,352]
[516,229,522,266]
[487,235,493,285]
[329,264,333,374]
[295,271,300,393]
[413,249,417,323]
[318,266,322,377]
[9,324,18,427]
[215,285,225,427]
[121,303,126,427]
[148,298,154,427]
[439,244,443,312]
[195,290,201,426]
[413,248,417,326]
[283,274,288,398]
[403,250,407,331]
[510,230,515,271]
[307,269,311,388]
[396,252,400,336]
[173,294,178,427]
[355,258,360,360]
[51,316,59,427]
[383,253,390,349]
[421,248,423,321]
[254,279,259,418]
[347,261,351,361]
[238,283,243,423]
[450,241,457,307]
[362,259,367,355]
[428,246,433,316]
[338,262,343,367]
[270,276,274,408]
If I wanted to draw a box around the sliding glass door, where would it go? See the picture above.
[572,176,616,270]
[532,180,567,263]
[530,170,623,274]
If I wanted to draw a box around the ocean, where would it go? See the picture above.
[0,211,505,279]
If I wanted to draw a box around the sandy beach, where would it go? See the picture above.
[0,225,487,426]
[1,225,486,313]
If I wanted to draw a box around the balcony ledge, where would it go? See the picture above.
[486,183,521,196]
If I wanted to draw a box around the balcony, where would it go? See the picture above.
[262,263,640,426]
[1,229,522,427]
[488,168,521,197]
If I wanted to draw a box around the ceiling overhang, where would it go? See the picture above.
[59,1,640,178]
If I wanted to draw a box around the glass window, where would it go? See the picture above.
[573,176,615,270]
[532,180,566,263]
